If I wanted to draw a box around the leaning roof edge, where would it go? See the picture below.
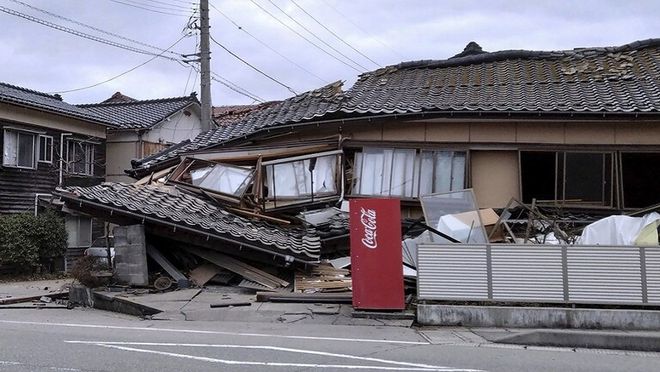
[367,38,660,74]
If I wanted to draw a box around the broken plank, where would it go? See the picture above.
[146,245,190,288]
[187,247,289,289]
[0,291,68,305]
[189,263,222,287]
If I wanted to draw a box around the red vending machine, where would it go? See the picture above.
[350,198,405,310]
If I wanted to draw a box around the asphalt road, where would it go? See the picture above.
[0,308,656,372]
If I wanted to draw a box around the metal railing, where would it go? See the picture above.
[417,243,660,305]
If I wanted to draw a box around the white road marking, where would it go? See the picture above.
[66,341,483,371]
[0,319,427,345]
[86,343,481,371]
[0,360,81,371]
[0,361,22,365]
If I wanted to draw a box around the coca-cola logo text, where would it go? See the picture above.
[360,207,378,249]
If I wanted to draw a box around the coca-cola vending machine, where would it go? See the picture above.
[350,198,405,310]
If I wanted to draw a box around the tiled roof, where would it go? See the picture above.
[56,182,321,261]
[0,82,114,125]
[132,38,660,174]
[78,94,199,130]
[342,38,660,114]
[132,82,346,171]
[101,92,138,103]
[212,102,279,127]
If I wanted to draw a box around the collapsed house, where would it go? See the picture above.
[53,39,660,301]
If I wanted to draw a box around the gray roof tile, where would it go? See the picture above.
[56,182,321,261]
[0,82,114,125]
[78,94,199,129]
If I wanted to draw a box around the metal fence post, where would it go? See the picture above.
[640,247,648,304]
[486,244,493,299]
[561,245,569,302]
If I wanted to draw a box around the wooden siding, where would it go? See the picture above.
[0,120,106,214]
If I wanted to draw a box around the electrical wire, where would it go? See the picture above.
[120,0,195,12]
[209,34,298,95]
[8,0,183,58]
[0,5,185,61]
[107,0,191,16]
[248,0,362,73]
[211,72,265,103]
[319,0,404,59]
[265,0,367,71]
[289,0,381,68]
[50,36,189,94]
[209,2,328,85]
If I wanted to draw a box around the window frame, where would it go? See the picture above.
[519,150,614,207]
[2,128,38,169]
[66,139,95,176]
[65,215,92,248]
[351,146,467,199]
[38,135,54,164]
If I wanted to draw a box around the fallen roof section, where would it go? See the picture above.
[55,182,321,262]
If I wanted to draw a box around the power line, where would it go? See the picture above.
[107,0,191,16]
[50,36,189,94]
[209,34,298,95]
[211,72,265,103]
[0,5,185,61]
[8,0,183,58]
[319,0,404,59]
[265,0,368,71]
[209,2,328,85]
[248,0,362,73]
[289,0,381,68]
[128,0,196,12]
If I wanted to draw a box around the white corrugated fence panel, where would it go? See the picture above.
[417,244,488,300]
[491,245,564,301]
[646,247,660,304]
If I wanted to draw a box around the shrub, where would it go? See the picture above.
[0,210,68,273]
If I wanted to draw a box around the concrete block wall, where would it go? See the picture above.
[113,225,149,286]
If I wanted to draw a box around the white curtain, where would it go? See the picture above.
[198,164,252,196]
[3,130,17,166]
[266,155,337,198]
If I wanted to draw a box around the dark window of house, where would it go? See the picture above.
[520,151,556,203]
[66,140,95,175]
[564,152,611,204]
[621,153,660,208]
[521,151,612,206]
[38,135,53,163]
[3,129,37,168]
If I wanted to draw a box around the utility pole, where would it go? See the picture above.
[199,0,212,131]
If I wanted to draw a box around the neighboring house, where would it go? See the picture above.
[79,92,206,183]
[130,38,660,213]
[0,82,116,268]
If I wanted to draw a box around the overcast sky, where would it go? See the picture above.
[1,0,658,106]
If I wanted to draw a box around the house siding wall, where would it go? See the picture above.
[0,120,106,213]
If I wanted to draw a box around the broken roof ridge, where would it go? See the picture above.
[78,92,199,108]
[0,81,64,101]
[371,37,660,73]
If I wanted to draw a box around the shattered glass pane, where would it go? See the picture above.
[197,164,253,196]
[420,189,488,244]
[266,155,337,198]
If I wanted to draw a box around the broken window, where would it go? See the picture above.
[66,140,95,175]
[169,158,254,200]
[262,151,341,203]
[3,129,36,168]
[621,152,660,208]
[520,151,612,206]
[353,147,466,198]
